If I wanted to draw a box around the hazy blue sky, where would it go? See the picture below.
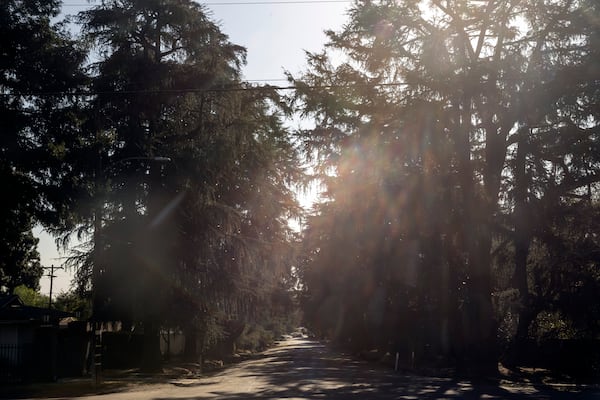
[36,0,350,296]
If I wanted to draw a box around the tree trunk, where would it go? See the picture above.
[141,320,162,373]
[452,93,498,376]
[469,232,498,375]
[512,128,533,364]
[183,326,198,362]
[183,324,204,372]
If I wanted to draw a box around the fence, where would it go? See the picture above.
[0,344,33,383]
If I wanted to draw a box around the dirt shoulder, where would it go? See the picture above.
[0,352,262,399]
[3,339,598,400]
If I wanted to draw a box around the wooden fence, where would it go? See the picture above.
[0,344,33,383]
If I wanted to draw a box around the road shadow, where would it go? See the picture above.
[153,339,599,400]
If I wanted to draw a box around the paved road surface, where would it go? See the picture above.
[25,338,600,399]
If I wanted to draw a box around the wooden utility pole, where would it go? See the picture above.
[44,264,63,309]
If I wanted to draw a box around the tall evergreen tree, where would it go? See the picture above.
[293,0,600,373]
[68,0,301,370]
[165,87,301,362]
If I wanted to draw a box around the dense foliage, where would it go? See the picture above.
[69,0,301,369]
[2,0,599,377]
[0,0,86,293]
[2,0,300,371]
[293,0,600,373]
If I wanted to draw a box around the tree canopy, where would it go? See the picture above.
[2,0,600,378]
[2,0,302,372]
[0,0,85,293]
[64,0,300,369]
[292,0,600,373]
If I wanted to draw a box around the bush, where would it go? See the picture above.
[235,324,275,352]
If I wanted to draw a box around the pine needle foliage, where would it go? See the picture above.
[293,0,600,373]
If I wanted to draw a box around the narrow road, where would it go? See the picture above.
[26,338,600,399]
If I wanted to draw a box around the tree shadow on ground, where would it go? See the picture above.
[153,339,598,400]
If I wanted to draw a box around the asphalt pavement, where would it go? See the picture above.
[13,338,600,399]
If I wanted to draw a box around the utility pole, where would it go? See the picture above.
[92,129,104,387]
[44,264,63,309]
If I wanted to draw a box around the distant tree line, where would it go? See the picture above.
[293,0,600,376]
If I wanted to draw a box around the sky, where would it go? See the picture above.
[36,0,352,296]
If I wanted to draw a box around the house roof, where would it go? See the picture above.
[0,294,73,323]
[0,294,23,309]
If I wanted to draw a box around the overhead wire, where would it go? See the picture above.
[56,1,351,84]
[60,0,352,6]
[0,82,411,98]
[27,1,358,96]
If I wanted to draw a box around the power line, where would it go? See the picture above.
[61,0,351,6]
[247,78,289,82]
[203,0,350,4]
[0,81,411,97]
